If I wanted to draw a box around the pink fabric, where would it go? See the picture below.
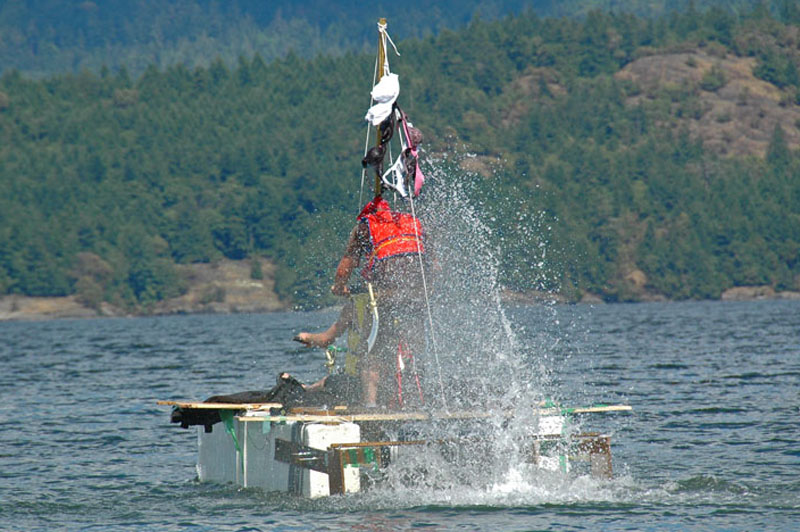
[413,163,425,197]
[399,111,425,197]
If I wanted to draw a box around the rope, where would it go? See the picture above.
[378,22,400,74]
[359,49,380,208]
[408,187,448,412]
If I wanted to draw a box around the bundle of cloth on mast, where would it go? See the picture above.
[171,59,430,432]
[363,71,426,198]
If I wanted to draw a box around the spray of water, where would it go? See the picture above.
[336,151,616,504]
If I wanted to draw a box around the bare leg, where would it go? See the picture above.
[294,322,342,348]
[304,375,328,392]
[280,372,327,392]
[362,366,379,407]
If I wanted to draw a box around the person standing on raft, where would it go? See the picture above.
[328,195,427,409]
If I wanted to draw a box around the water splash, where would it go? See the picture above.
[362,152,611,503]
[414,153,561,408]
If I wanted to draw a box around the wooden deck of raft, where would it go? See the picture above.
[157,400,631,422]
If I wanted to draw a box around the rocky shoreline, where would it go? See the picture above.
[2,284,798,322]
[0,258,287,322]
[0,293,290,321]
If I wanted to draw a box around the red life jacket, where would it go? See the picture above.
[362,209,424,272]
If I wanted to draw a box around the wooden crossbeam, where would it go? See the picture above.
[273,438,330,474]
[235,404,632,424]
[325,431,617,494]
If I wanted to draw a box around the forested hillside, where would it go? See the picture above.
[1,6,800,311]
[0,0,792,77]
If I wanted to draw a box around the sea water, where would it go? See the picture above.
[1,299,799,531]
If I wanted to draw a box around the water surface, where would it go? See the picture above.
[1,300,798,531]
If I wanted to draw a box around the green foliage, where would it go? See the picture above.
[753,49,799,88]
[0,0,785,78]
[1,5,799,310]
[767,124,791,169]
[250,258,263,281]
[700,64,727,91]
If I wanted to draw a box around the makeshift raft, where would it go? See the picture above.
[159,400,632,498]
[157,18,634,498]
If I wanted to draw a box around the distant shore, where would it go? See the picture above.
[1,285,798,322]
[0,258,287,322]
[0,294,289,322]
[500,285,800,306]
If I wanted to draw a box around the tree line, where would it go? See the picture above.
[1,5,799,310]
[2,0,795,77]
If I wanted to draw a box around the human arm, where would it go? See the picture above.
[331,224,366,296]
[293,299,355,347]
[331,255,357,295]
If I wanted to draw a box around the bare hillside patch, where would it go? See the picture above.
[498,67,565,128]
[615,51,800,156]
[154,258,285,315]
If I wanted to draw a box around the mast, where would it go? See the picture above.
[361,19,447,410]
[374,18,387,198]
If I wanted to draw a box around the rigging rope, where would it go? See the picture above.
[358,50,379,208]
[377,21,400,73]
[408,186,448,411]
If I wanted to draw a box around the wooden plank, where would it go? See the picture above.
[577,434,613,478]
[156,400,282,410]
[235,404,632,423]
[159,399,632,419]
[330,440,428,449]
[273,438,329,474]
[289,406,349,415]
[327,448,345,496]
[237,412,428,423]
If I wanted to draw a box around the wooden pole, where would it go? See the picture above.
[374,18,387,197]
[328,448,346,495]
